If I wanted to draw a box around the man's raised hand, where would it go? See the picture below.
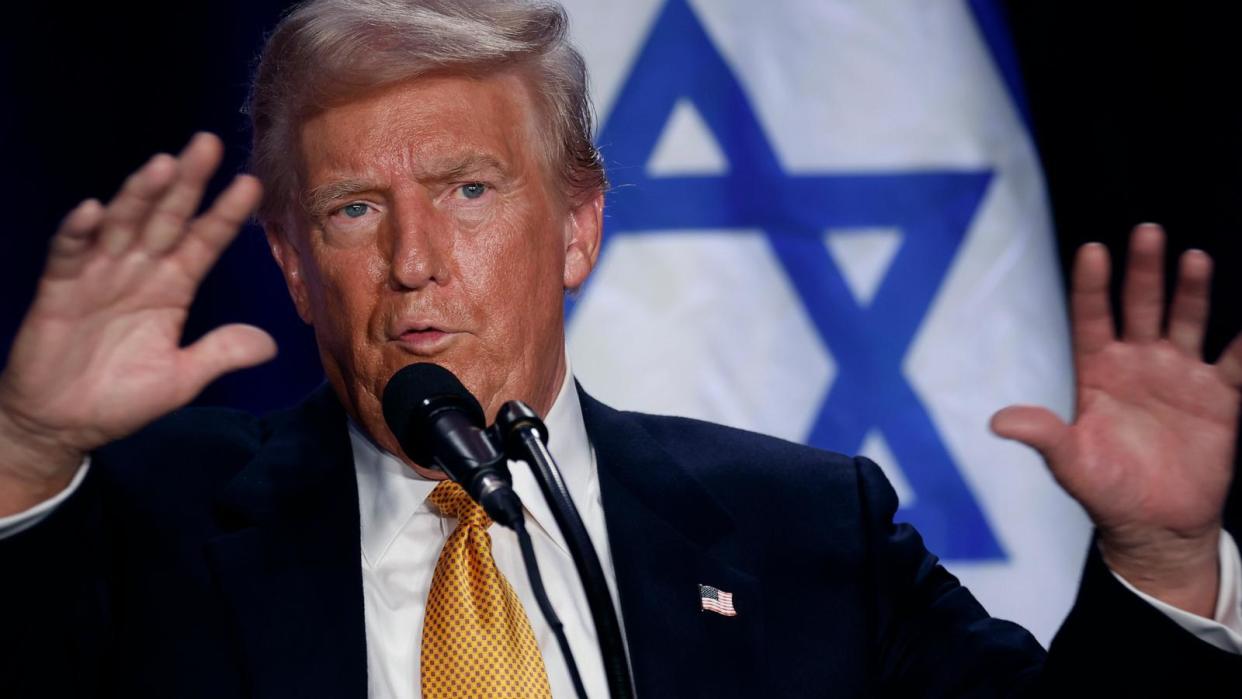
[992,224,1242,617]
[0,133,276,514]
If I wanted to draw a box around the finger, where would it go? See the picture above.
[177,175,263,281]
[99,153,178,256]
[1070,242,1115,354]
[44,199,105,279]
[176,324,278,401]
[141,132,225,254]
[1121,223,1165,343]
[1217,332,1242,387]
[1166,249,1212,356]
[990,405,1070,463]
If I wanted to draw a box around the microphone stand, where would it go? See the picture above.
[493,401,636,699]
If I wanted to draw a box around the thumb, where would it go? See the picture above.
[178,323,278,398]
[990,404,1069,462]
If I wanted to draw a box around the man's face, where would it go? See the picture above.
[269,71,602,474]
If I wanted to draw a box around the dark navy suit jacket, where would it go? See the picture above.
[3,385,1239,697]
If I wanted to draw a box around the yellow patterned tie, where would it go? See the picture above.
[421,480,553,699]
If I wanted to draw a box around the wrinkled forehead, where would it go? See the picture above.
[295,70,551,190]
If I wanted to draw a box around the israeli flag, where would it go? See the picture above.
[564,0,1090,644]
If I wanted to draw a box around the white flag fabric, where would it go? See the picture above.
[563,0,1091,644]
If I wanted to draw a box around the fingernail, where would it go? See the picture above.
[1133,224,1164,245]
[1184,249,1212,266]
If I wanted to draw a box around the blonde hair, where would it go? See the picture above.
[246,0,607,230]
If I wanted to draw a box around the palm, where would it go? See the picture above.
[0,133,275,462]
[1056,339,1237,536]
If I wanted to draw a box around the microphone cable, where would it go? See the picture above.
[513,515,589,699]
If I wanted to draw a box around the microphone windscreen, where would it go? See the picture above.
[381,363,485,464]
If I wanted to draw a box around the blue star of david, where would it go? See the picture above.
[568,0,1003,560]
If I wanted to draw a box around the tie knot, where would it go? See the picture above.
[428,480,491,529]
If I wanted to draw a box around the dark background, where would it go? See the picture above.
[1,2,1238,530]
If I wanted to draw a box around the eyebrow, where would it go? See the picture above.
[303,179,378,218]
[432,153,509,182]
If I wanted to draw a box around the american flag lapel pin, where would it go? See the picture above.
[698,584,736,617]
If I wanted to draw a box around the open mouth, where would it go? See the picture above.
[401,328,445,339]
[393,326,455,355]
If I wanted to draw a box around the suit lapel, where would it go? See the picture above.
[580,390,766,697]
[205,386,368,698]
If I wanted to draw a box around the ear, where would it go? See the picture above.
[562,189,604,291]
[265,223,314,325]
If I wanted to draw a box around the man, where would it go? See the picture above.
[1,0,1240,696]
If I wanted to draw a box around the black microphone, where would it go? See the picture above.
[381,363,523,528]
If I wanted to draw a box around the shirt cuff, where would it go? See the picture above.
[0,457,90,540]
[1110,529,1242,654]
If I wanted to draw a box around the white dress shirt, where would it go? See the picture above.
[3,367,1242,697]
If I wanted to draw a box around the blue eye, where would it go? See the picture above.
[341,203,369,219]
[460,183,487,200]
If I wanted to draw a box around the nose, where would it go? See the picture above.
[386,191,449,290]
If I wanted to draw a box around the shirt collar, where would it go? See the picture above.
[353,363,593,566]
